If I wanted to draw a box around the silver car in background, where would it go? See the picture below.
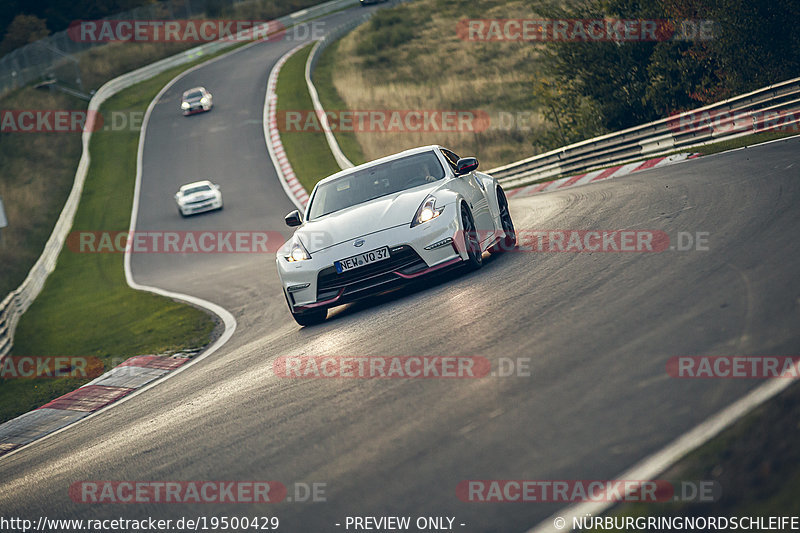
[181,87,213,115]
[175,180,223,216]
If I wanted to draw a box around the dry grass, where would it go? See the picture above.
[0,87,83,297]
[77,41,192,90]
[330,0,550,168]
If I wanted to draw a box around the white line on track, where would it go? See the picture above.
[525,135,800,533]
[527,376,796,533]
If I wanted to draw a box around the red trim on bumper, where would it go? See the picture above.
[294,288,344,312]
[394,257,463,279]
[183,108,209,115]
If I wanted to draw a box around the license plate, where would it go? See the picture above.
[335,247,390,273]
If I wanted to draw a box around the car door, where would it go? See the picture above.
[441,149,495,238]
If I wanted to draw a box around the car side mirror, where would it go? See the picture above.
[455,157,479,175]
[285,210,303,227]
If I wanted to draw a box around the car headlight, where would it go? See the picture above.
[181,102,190,110]
[200,97,210,105]
[286,238,311,262]
[411,196,443,228]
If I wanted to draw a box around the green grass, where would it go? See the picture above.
[313,39,367,167]
[691,129,800,156]
[275,43,342,192]
[0,61,229,424]
[598,383,800,529]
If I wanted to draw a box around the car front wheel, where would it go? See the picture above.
[291,307,327,326]
[285,293,327,326]
[461,204,482,271]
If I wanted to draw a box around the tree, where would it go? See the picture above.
[532,0,800,142]
[0,14,49,56]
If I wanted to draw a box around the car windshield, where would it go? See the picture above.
[185,91,203,100]
[307,151,445,220]
[182,185,212,195]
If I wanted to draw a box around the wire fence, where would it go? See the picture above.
[0,0,291,97]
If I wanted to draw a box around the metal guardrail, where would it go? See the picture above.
[490,77,800,189]
[0,0,360,363]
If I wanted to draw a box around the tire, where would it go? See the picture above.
[291,308,327,326]
[490,188,517,253]
[285,293,327,326]
[461,204,482,271]
[178,207,187,217]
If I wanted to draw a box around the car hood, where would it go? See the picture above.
[178,191,216,203]
[296,184,445,253]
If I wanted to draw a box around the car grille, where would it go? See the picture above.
[186,198,212,205]
[316,245,427,301]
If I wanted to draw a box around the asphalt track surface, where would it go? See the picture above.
[2,5,800,531]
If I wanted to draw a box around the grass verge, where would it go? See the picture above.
[275,43,341,192]
[313,39,366,166]
[0,88,84,297]
[327,0,544,168]
[691,130,800,156]
[0,56,242,424]
[600,383,800,529]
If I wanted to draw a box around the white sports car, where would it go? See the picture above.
[174,180,223,216]
[181,86,213,115]
[276,145,516,326]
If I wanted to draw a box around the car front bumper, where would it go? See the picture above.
[277,206,467,312]
[182,103,211,115]
[178,197,222,215]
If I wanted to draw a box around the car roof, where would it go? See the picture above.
[182,87,207,97]
[314,145,445,187]
[179,180,214,191]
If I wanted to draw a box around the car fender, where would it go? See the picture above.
[469,172,502,232]
[430,186,461,209]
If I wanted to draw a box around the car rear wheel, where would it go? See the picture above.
[461,204,482,271]
[490,188,517,253]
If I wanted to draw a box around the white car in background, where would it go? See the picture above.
[181,87,213,115]
[175,180,223,216]
[276,145,516,326]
